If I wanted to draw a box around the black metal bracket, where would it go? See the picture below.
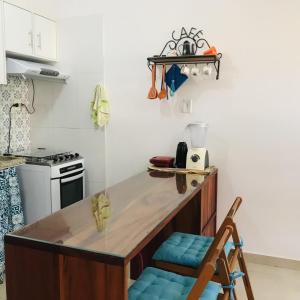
[160,27,210,57]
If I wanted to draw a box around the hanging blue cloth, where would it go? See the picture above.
[0,167,24,283]
[165,64,188,95]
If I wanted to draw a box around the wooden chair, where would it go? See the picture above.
[129,222,235,300]
[153,197,254,299]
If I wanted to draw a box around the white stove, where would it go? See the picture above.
[16,148,85,225]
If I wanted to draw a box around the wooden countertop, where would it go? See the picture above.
[6,169,217,263]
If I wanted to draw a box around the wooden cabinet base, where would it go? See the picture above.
[5,244,128,300]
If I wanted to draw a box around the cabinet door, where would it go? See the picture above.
[4,2,33,56]
[0,0,6,84]
[200,172,217,237]
[34,14,57,61]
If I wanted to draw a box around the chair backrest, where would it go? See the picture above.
[187,197,243,299]
[226,196,242,219]
[187,223,234,300]
[197,197,242,271]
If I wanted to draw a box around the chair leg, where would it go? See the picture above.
[238,250,255,300]
[218,254,232,300]
[231,223,255,300]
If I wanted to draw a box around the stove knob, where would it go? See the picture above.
[75,153,80,158]
[191,154,200,163]
[59,156,64,161]
[70,154,75,159]
[65,155,70,160]
[53,157,58,163]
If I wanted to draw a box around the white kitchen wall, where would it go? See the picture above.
[51,0,300,261]
[30,15,105,196]
[5,0,56,19]
[0,0,5,85]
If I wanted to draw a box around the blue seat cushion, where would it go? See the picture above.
[128,267,220,300]
[153,232,232,268]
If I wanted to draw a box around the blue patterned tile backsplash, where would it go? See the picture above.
[0,76,31,154]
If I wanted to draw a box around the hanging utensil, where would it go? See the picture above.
[148,64,158,99]
[158,64,167,100]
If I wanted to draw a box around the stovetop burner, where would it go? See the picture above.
[13,148,81,166]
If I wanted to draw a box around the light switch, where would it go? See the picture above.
[182,99,192,114]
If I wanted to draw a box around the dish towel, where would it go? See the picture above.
[90,84,110,127]
[165,64,188,96]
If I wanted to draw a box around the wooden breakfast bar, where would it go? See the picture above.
[4,169,218,300]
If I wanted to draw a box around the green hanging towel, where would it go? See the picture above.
[90,84,110,127]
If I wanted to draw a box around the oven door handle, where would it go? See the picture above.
[61,172,84,184]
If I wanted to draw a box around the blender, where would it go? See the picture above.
[186,122,209,170]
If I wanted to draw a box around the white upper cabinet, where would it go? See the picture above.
[3,2,57,61]
[33,15,57,61]
[4,2,33,56]
[0,0,6,84]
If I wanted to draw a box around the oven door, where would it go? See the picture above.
[51,170,85,213]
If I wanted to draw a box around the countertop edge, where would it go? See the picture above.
[4,234,126,266]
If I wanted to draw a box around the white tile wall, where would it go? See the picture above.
[31,14,106,196]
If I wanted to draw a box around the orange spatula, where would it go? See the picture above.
[158,64,167,100]
[148,65,158,99]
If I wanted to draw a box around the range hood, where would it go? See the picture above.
[6,58,70,82]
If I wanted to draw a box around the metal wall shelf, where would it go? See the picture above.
[147,54,222,80]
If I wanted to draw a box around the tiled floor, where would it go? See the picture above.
[0,263,299,299]
[236,263,300,299]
